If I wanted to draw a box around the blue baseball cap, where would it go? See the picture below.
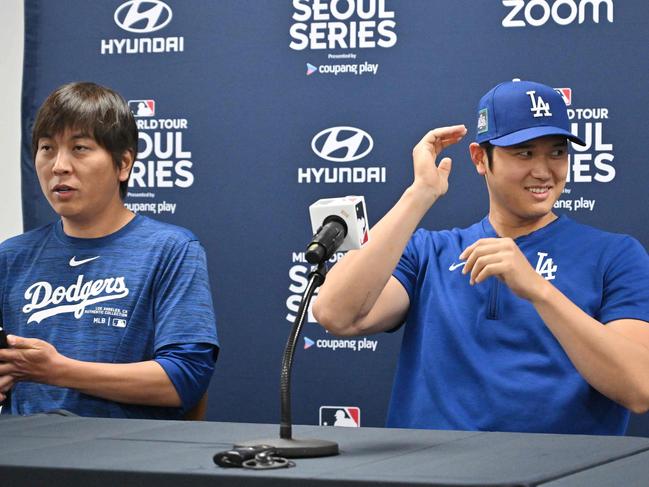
[475,79,586,147]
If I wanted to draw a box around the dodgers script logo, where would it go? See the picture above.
[22,275,130,324]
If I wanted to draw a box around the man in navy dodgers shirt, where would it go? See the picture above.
[0,82,219,419]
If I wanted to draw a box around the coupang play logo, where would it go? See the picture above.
[290,0,397,77]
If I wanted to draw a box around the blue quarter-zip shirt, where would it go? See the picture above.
[389,215,649,434]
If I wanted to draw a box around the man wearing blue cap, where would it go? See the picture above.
[314,79,649,435]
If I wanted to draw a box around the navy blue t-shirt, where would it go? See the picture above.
[0,215,219,419]
[389,216,649,434]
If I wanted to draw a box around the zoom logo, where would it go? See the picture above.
[502,0,613,27]
[311,127,373,162]
[114,0,173,33]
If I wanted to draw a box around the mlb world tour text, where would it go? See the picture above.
[124,118,193,216]
[130,119,194,189]
[567,109,614,183]
[554,106,615,213]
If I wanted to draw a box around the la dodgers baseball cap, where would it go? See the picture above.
[475,79,586,147]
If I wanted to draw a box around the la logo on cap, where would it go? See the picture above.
[527,90,552,118]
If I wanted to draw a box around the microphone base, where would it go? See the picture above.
[234,437,339,458]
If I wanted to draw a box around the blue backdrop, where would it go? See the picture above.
[20,0,649,435]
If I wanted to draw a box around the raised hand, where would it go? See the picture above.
[410,125,467,204]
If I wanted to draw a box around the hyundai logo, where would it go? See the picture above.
[114,0,173,34]
[311,127,373,162]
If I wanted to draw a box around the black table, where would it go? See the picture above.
[1,414,648,486]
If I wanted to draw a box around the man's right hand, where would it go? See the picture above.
[410,125,467,206]
[0,335,183,408]
[0,335,63,384]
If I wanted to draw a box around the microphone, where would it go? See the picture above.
[233,196,370,458]
[306,196,369,264]
[305,216,347,265]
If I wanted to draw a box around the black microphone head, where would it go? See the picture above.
[305,242,326,265]
[322,215,348,236]
[305,216,348,265]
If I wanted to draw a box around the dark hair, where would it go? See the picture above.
[31,82,138,199]
[479,142,494,169]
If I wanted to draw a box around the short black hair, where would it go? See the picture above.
[479,142,494,168]
[32,82,138,199]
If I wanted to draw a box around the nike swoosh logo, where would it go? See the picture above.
[69,256,100,267]
[448,262,466,271]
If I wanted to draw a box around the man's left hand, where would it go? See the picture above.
[460,238,548,302]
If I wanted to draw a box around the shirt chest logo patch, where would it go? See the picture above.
[69,255,100,267]
[535,252,557,281]
[448,262,466,272]
[22,275,130,324]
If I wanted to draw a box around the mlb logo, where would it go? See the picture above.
[128,99,155,117]
[554,88,572,107]
[319,406,360,427]
[354,201,369,245]
[111,318,127,328]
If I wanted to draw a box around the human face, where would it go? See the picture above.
[35,129,131,228]
[474,136,569,226]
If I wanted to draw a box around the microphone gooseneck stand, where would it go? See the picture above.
[235,262,339,458]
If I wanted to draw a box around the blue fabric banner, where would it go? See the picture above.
[20,0,649,435]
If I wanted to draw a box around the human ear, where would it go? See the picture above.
[469,143,488,176]
[118,150,135,182]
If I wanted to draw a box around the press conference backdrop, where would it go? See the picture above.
[20,1,649,435]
